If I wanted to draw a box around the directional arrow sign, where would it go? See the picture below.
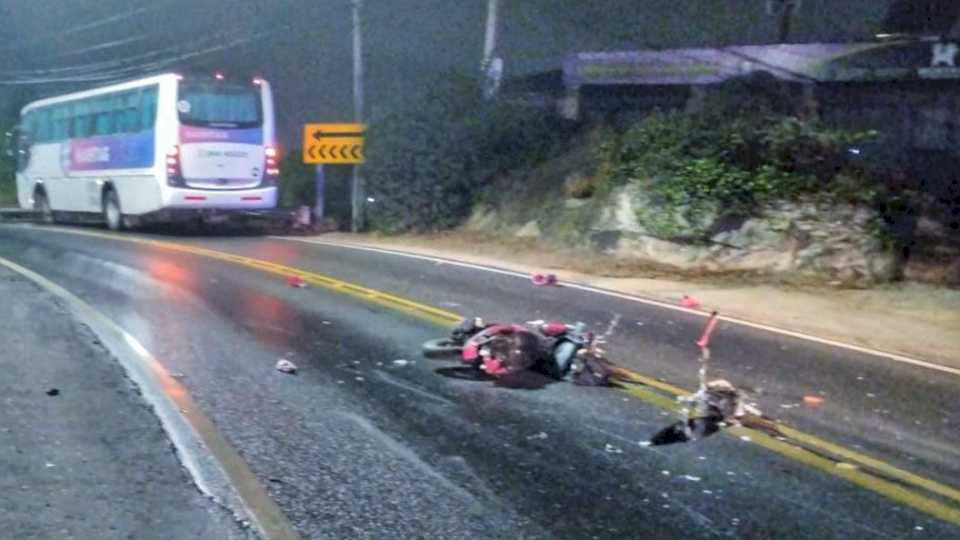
[303,123,366,164]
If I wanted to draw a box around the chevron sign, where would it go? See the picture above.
[302,123,366,164]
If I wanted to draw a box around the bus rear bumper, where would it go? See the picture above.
[161,186,278,210]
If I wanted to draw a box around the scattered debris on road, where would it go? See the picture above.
[803,395,825,408]
[526,431,549,441]
[45,388,59,396]
[531,273,559,286]
[275,359,298,374]
[287,275,307,288]
[392,359,411,367]
[604,443,623,454]
[680,294,702,308]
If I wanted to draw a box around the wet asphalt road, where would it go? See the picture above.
[1,223,958,539]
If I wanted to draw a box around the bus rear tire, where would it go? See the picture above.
[33,190,54,224]
[102,189,125,231]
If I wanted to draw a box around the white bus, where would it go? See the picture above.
[11,72,279,230]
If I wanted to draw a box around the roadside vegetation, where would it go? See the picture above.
[277,149,353,227]
[363,74,576,233]
[596,86,880,241]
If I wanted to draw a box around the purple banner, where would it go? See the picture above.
[561,42,954,87]
[179,125,262,144]
[67,131,155,171]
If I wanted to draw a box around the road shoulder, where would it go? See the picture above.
[0,266,251,539]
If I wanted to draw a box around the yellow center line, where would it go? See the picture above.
[25,225,960,526]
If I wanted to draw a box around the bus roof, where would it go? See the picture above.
[20,73,180,115]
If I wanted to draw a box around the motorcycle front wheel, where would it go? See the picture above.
[422,338,463,358]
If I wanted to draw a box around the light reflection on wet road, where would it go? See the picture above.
[1,224,958,539]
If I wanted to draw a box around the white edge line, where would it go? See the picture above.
[0,256,265,536]
[273,237,960,378]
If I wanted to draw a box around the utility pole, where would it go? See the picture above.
[481,0,503,99]
[350,0,365,232]
[482,0,499,68]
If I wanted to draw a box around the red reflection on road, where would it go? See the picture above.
[240,291,305,348]
[145,257,197,290]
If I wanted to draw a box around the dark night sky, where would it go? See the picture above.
[1,0,953,147]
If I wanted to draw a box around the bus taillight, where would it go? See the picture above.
[166,145,184,186]
[263,146,280,185]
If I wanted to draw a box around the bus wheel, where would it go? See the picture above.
[102,189,124,231]
[33,190,54,224]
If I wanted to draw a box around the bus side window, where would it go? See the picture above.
[35,108,52,143]
[52,104,71,140]
[93,96,113,136]
[72,99,92,138]
[117,91,141,134]
[141,85,158,130]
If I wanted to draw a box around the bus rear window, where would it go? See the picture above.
[177,81,261,128]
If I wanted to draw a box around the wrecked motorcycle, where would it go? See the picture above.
[422,317,607,381]
[647,311,771,446]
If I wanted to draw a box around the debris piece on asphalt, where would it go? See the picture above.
[392,359,410,367]
[321,321,332,325]
[275,359,298,374]
[287,275,307,288]
[682,475,702,482]
[440,302,461,307]
[680,294,702,309]
[638,441,652,447]
[170,372,186,379]
[739,435,751,442]
[866,393,876,398]
[803,395,825,407]
[702,489,713,495]
[661,470,671,476]
[531,273,559,286]
[45,463,55,468]
[915,525,924,531]
[355,376,365,382]
[45,388,59,396]
[604,443,623,454]
[526,432,549,441]
[779,403,798,409]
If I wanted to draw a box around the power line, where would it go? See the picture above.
[0,25,291,85]
[0,3,167,54]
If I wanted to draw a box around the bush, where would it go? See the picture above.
[363,74,574,233]
[599,93,874,240]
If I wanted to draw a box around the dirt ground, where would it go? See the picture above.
[321,231,960,368]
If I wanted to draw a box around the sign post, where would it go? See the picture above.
[314,165,325,222]
[302,123,366,228]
